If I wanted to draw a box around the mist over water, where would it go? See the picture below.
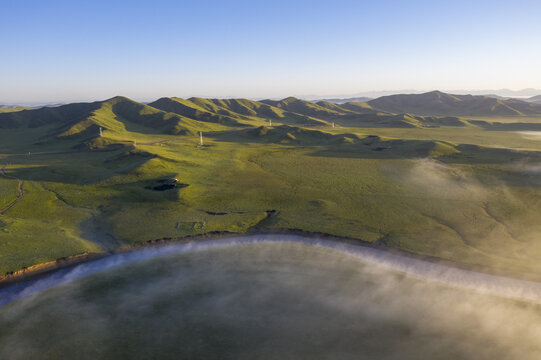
[3,235,541,306]
[1,238,541,359]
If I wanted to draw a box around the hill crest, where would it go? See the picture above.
[367,91,541,116]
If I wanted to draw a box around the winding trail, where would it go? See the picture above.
[2,234,541,307]
[0,165,23,215]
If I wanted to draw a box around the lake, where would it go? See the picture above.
[1,235,540,359]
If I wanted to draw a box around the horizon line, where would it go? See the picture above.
[3,88,541,107]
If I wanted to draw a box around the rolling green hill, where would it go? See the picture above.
[260,97,348,119]
[0,105,29,113]
[2,94,531,145]
[149,97,331,127]
[150,95,482,129]
[3,94,541,281]
[328,101,376,114]
[367,90,541,116]
[0,96,227,143]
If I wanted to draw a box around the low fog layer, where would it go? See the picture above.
[3,235,541,307]
[0,235,541,305]
[1,239,541,359]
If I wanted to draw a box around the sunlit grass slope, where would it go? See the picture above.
[0,106,28,113]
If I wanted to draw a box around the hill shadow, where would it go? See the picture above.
[309,138,541,164]
[469,120,541,131]
[1,148,156,185]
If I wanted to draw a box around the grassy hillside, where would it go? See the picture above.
[368,90,541,116]
[0,97,230,147]
[261,97,347,118]
[152,96,335,127]
[0,106,29,113]
[2,96,541,280]
[331,101,376,114]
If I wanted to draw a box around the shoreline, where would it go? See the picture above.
[1,228,540,289]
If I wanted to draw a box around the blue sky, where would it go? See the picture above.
[1,0,541,103]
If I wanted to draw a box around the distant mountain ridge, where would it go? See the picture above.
[367,90,541,116]
[303,88,541,100]
[2,91,541,149]
[313,97,373,104]
[526,95,541,104]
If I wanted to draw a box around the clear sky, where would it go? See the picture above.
[2,0,541,103]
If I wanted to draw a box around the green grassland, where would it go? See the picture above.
[0,106,29,114]
[2,93,541,279]
[0,177,18,208]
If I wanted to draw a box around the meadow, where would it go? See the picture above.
[2,94,541,279]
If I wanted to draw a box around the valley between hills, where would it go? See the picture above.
[2,91,541,280]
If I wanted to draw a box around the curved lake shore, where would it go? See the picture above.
[2,233,541,306]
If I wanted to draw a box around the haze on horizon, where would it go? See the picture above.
[2,0,541,104]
